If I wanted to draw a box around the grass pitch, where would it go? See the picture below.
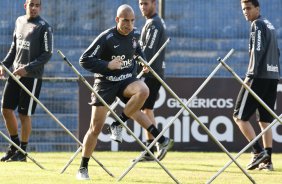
[0,151,281,184]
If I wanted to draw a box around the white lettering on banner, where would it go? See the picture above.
[209,116,233,141]
[167,97,234,109]
[154,86,166,108]
[99,113,234,151]
[272,123,282,143]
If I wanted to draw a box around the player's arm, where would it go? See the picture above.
[79,35,112,74]
[1,30,17,68]
[143,21,162,60]
[135,43,149,73]
[0,28,17,77]
[24,25,53,73]
[251,20,266,77]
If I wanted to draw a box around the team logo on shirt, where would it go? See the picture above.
[132,38,137,48]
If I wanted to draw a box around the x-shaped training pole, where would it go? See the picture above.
[207,57,282,184]
[58,38,170,174]
[0,62,113,177]
[119,49,255,184]
[58,50,180,184]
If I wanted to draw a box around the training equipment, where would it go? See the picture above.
[0,63,113,177]
[119,49,255,184]
[0,130,44,169]
[58,50,180,183]
[207,57,282,184]
[61,38,170,172]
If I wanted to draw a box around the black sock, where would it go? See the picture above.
[112,112,129,126]
[80,157,90,169]
[145,140,154,156]
[252,141,263,154]
[146,125,165,143]
[265,147,272,162]
[10,135,20,151]
[20,142,28,152]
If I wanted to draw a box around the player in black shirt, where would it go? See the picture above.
[234,0,280,171]
[132,0,169,162]
[0,0,53,162]
[76,4,173,180]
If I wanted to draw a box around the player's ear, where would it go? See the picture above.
[115,17,119,24]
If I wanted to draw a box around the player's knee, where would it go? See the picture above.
[139,85,149,99]
[1,108,13,118]
[88,124,102,136]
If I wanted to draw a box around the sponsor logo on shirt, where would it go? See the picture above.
[111,55,132,69]
[106,73,133,81]
[132,38,137,49]
[17,39,30,50]
[148,29,158,49]
[264,19,275,30]
[256,30,261,51]
[44,31,49,51]
[91,45,100,56]
[267,64,279,72]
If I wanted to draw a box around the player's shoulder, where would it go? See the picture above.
[147,15,165,30]
[252,17,269,29]
[101,27,115,40]
[16,15,26,24]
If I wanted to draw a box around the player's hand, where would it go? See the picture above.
[13,66,27,77]
[108,58,123,70]
[142,66,149,73]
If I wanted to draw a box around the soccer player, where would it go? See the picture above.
[131,0,169,162]
[233,0,280,171]
[76,4,173,180]
[0,0,53,162]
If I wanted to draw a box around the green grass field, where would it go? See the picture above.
[0,151,281,184]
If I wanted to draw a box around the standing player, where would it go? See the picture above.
[233,0,280,171]
[0,0,53,162]
[76,4,173,180]
[134,0,169,162]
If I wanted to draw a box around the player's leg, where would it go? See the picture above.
[1,77,21,161]
[77,106,108,180]
[8,78,42,162]
[109,78,149,143]
[257,79,278,171]
[136,77,161,161]
[131,110,174,161]
[233,78,269,170]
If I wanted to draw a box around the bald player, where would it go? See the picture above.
[76,4,173,180]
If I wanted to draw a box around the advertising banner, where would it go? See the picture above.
[79,77,282,152]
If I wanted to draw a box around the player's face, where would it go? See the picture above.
[25,0,41,19]
[241,2,259,22]
[139,0,155,18]
[116,12,135,35]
